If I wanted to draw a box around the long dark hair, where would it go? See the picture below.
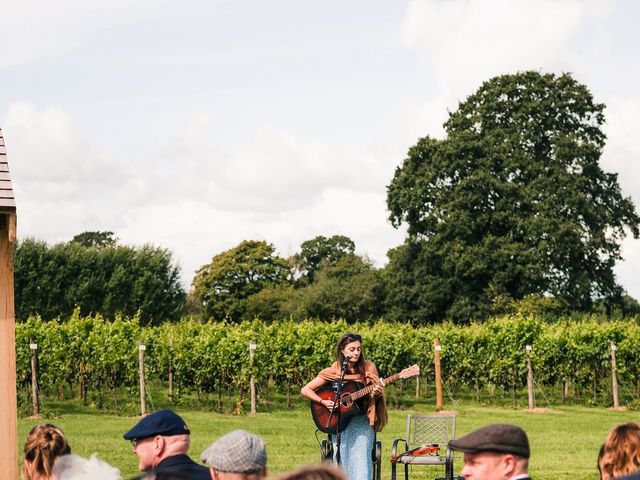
[336,333,366,381]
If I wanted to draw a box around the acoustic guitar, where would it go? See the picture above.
[310,364,420,434]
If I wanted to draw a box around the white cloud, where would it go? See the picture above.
[0,0,229,68]
[2,103,404,287]
[401,0,614,111]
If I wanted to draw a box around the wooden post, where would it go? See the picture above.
[415,376,420,399]
[434,338,443,411]
[139,341,146,415]
[249,340,257,414]
[168,338,173,402]
[611,342,620,408]
[526,345,535,410]
[30,341,39,417]
[0,212,18,479]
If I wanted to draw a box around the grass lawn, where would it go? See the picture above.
[18,399,639,480]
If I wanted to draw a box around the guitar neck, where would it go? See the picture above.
[349,371,404,401]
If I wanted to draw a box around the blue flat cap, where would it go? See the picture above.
[123,409,190,440]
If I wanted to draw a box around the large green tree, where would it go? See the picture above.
[386,71,639,323]
[292,234,355,285]
[287,253,383,322]
[191,240,291,321]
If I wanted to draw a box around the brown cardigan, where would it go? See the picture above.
[317,359,388,432]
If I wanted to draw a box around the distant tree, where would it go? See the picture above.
[70,231,118,248]
[13,238,185,325]
[386,71,639,323]
[293,235,355,285]
[191,240,291,322]
[287,254,384,322]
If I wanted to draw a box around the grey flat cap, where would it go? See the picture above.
[201,429,267,473]
[448,423,530,458]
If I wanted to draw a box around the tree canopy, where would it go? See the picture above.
[386,71,639,323]
[13,237,185,325]
[191,240,290,321]
[292,235,356,285]
[70,231,118,248]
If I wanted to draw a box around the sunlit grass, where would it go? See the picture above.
[18,394,638,480]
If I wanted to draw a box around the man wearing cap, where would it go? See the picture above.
[124,409,210,480]
[448,423,531,480]
[200,429,268,480]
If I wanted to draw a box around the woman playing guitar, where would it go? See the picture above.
[301,333,388,480]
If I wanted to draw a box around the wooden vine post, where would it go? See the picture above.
[526,344,535,410]
[611,342,619,408]
[30,341,39,417]
[168,337,174,402]
[0,128,18,478]
[249,340,257,414]
[139,341,146,415]
[434,338,443,411]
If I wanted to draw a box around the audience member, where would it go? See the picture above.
[123,409,210,480]
[22,423,71,480]
[278,464,347,480]
[200,429,268,480]
[448,423,531,480]
[52,453,120,480]
[598,422,640,480]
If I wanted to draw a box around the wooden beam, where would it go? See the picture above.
[0,212,18,478]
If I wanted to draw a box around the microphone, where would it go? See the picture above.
[342,355,351,370]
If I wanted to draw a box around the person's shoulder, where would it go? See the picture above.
[157,454,208,472]
[617,474,640,480]
[363,359,377,369]
[321,362,340,373]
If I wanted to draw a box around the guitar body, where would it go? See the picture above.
[308,364,420,434]
[310,381,369,434]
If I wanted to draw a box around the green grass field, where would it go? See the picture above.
[17,397,639,480]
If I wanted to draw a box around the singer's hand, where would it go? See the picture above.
[372,382,383,397]
[320,399,335,410]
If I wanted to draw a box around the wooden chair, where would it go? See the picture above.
[390,414,456,480]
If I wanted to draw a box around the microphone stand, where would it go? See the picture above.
[326,358,349,465]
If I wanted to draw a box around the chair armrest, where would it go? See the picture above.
[391,438,408,457]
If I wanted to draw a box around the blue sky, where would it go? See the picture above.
[2,0,640,298]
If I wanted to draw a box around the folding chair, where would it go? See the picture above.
[390,414,456,480]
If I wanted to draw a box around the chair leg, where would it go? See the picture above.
[372,440,381,480]
[404,463,409,480]
[446,448,454,480]
[391,462,397,480]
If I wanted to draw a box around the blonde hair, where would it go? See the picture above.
[22,424,71,479]
[599,422,640,480]
[278,464,347,480]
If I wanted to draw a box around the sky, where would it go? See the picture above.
[2,0,640,297]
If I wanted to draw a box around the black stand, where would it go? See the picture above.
[326,362,348,465]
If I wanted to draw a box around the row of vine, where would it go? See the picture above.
[16,313,640,408]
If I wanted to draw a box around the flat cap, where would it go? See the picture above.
[200,429,267,473]
[448,423,530,458]
[123,409,190,440]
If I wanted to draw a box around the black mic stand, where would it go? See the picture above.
[326,358,349,465]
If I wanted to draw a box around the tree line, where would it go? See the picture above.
[13,71,640,325]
